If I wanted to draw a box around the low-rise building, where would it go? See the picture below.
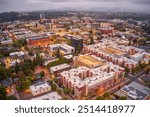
[50,63,71,74]
[9,51,25,59]
[31,92,62,100]
[115,82,150,100]
[30,80,51,96]
[49,44,75,55]
[0,37,13,45]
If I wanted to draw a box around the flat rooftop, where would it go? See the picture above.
[77,55,105,67]
[116,81,150,100]
[30,80,50,91]
[60,66,115,89]
[101,47,125,56]
[27,35,49,40]
[31,92,62,100]
[50,63,70,72]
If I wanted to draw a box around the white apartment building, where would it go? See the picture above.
[30,80,51,96]
[50,63,71,74]
[49,44,75,55]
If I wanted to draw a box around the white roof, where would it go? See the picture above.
[31,92,62,100]
[30,81,50,92]
[50,63,70,72]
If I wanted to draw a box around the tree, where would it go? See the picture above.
[51,84,57,91]
[61,97,68,100]
[13,40,26,48]
[6,95,17,100]
[103,92,111,99]
[0,85,7,100]
[26,76,34,82]
[48,80,53,85]
[0,65,8,79]
[21,79,31,90]
[119,96,127,100]
[17,71,25,79]
[95,96,104,100]
[63,88,71,94]
[56,89,62,95]
[0,53,4,58]
[17,79,31,91]
[55,49,61,58]
[40,71,45,77]
[33,52,44,66]
[47,57,69,68]
[125,68,130,74]
[11,73,17,79]
[24,69,34,76]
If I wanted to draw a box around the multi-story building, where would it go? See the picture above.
[60,64,125,98]
[49,44,75,55]
[130,53,144,62]
[30,80,51,96]
[70,36,83,52]
[9,51,25,59]
[83,39,140,70]
[98,28,113,35]
[26,35,51,47]
[0,37,13,45]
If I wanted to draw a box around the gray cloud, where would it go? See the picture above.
[0,0,150,13]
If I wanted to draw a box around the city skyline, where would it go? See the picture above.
[0,0,150,14]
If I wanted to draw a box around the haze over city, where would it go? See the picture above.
[0,0,150,13]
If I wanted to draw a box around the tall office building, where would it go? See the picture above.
[70,37,83,52]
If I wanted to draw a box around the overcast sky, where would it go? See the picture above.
[0,0,150,13]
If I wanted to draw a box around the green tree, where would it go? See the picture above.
[119,96,127,100]
[125,68,130,74]
[61,97,68,100]
[51,84,57,91]
[0,53,4,58]
[17,71,25,79]
[24,69,34,76]
[48,80,53,85]
[0,65,8,79]
[21,79,31,90]
[17,79,31,91]
[6,95,17,100]
[40,71,45,77]
[56,89,62,95]
[0,85,7,100]
[63,88,71,94]
[95,96,104,100]
[103,92,111,99]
